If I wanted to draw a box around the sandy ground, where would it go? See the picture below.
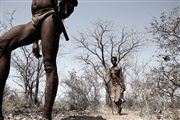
[53,109,147,120]
[3,101,180,120]
[3,108,148,120]
[92,107,147,120]
[101,110,145,120]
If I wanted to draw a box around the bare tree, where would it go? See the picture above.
[144,7,180,117]
[153,65,178,107]
[11,46,45,106]
[127,61,179,119]
[0,10,16,35]
[3,85,11,98]
[148,7,180,87]
[75,20,143,104]
[62,69,101,111]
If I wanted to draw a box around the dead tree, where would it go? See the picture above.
[75,20,142,105]
[11,46,45,106]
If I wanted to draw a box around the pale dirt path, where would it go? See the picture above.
[4,108,150,120]
[96,107,148,120]
[101,110,146,120]
[54,109,148,120]
[57,107,149,120]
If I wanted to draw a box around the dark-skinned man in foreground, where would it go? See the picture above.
[0,0,78,119]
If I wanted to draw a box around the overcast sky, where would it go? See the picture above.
[1,0,179,32]
[0,0,179,90]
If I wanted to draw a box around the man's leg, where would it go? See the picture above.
[0,54,11,120]
[110,85,116,102]
[113,84,123,103]
[41,15,60,120]
[115,85,123,115]
[116,84,125,103]
[0,22,38,119]
[110,86,116,114]
[115,100,122,115]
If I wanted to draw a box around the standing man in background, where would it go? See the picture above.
[107,56,125,115]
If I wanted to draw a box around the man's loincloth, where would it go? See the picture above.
[110,82,124,102]
[32,8,55,27]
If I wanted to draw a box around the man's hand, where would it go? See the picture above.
[32,42,42,59]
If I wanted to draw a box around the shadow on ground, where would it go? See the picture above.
[62,115,106,120]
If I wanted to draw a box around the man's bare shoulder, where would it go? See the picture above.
[111,66,121,70]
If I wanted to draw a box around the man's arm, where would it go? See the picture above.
[119,66,126,91]
[32,40,42,58]
[106,69,111,86]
